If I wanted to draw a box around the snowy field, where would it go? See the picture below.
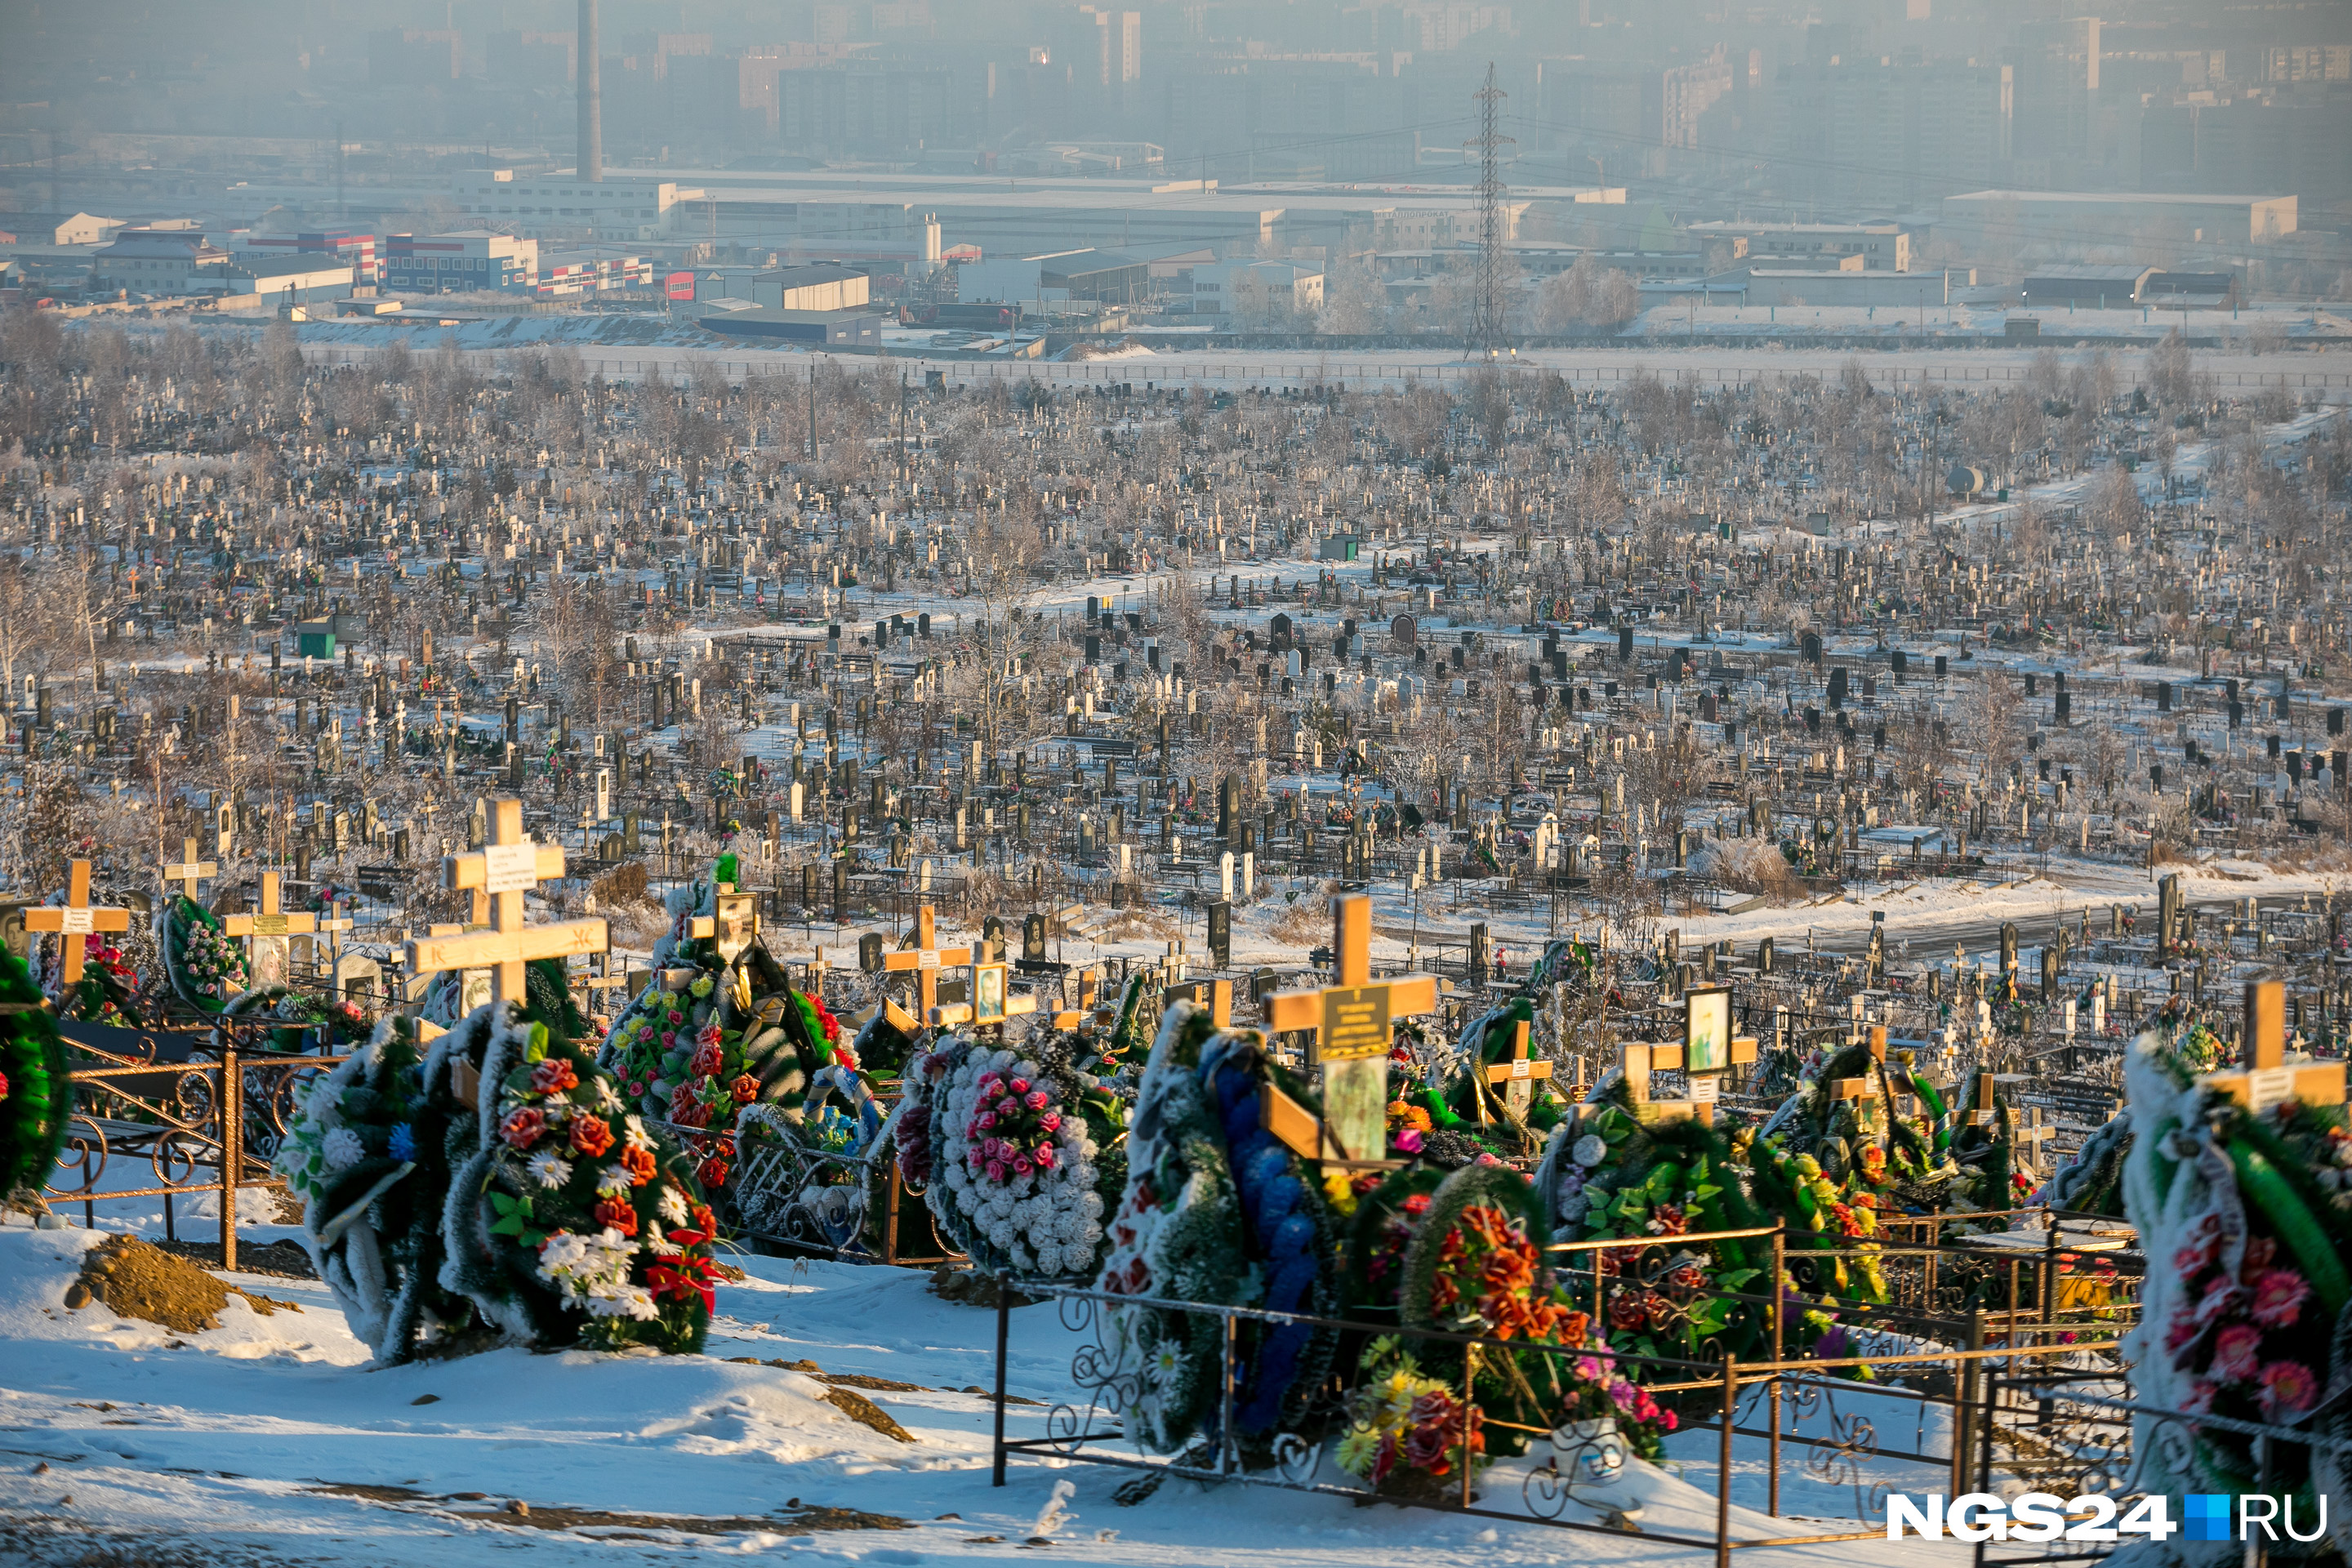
[0,1221,1979,1568]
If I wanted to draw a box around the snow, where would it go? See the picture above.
[0,1221,1977,1566]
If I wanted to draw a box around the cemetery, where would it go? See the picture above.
[0,318,2349,1565]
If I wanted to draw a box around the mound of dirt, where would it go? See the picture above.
[60,1234,301,1332]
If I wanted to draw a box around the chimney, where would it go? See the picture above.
[577,0,602,183]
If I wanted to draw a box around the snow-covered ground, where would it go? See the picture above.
[0,1221,1978,1567]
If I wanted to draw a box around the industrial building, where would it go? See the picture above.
[1187,258,1324,315]
[1940,190,2298,247]
[234,229,380,284]
[382,232,540,294]
[696,305,886,345]
[1682,220,1912,271]
[91,229,229,294]
[689,264,871,311]
[449,167,1579,270]
[1722,267,1969,307]
[452,170,683,241]
[211,254,357,305]
[533,251,654,296]
[2020,265,2158,307]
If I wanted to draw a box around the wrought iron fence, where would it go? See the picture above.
[985,1276,2129,1568]
[46,1031,352,1271]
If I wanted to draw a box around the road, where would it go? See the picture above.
[287,336,2352,397]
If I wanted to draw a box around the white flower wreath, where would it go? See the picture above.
[928,1042,1105,1279]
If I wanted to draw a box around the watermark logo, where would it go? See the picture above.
[2182,1494,2234,1544]
[1886,1492,2329,1544]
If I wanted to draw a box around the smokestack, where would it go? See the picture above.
[577,0,602,183]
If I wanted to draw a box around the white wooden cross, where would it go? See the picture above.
[1260,894,1438,1164]
[405,798,605,1013]
[2201,980,2347,1113]
[24,861,131,988]
[162,836,216,902]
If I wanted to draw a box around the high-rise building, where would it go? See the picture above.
[2009,15,2100,172]
[1767,59,2011,208]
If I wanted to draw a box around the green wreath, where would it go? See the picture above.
[154,895,249,1014]
[278,1013,474,1362]
[442,971,717,1356]
[0,948,71,1208]
[1091,1004,1242,1454]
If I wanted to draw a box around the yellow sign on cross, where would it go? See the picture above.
[24,861,131,987]
[1261,895,1437,1164]
[225,872,319,942]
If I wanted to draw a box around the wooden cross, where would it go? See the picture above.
[2201,980,2347,1112]
[24,861,131,987]
[225,872,319,989]
[405,798,606,1012]
[1481,1020,1554,1119]
[928,957,1040,1030]
[2015,1105,2060,1176]
[883,906,969,1021]
[162,836,216,902]
[1964,1069,2032,1127]
[1054,967,1103,1033]
[224,872,318,941]
[1260,894,1437,1164]
[1830,1024,1889,1106]
[1165,976,1233,1029]
[1615,1033,1758,1127]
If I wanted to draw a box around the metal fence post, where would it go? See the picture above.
[1717,1352,1737,1568]
[219,1048,242,1272]
[1769,1218,1784,1516]
[1953,1312,1981,1495]
[991,1273,1010,1486]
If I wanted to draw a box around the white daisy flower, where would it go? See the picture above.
[528,1151,575,1189]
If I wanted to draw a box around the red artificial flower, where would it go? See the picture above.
[689,1042,724,1079]
[500,1107,546,1151]
[594,1198,639,1236]
[2248,1268,2310,1329]
[697,1157,730,1189]
[568,1114,615,1158]
[648,1255,718,1313]
[691,1202,716,1236]
[2258,1360,2319,1418]
[530,1058,579,1095]
[730,1072,759,1104]
[620,1145,658,1187]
